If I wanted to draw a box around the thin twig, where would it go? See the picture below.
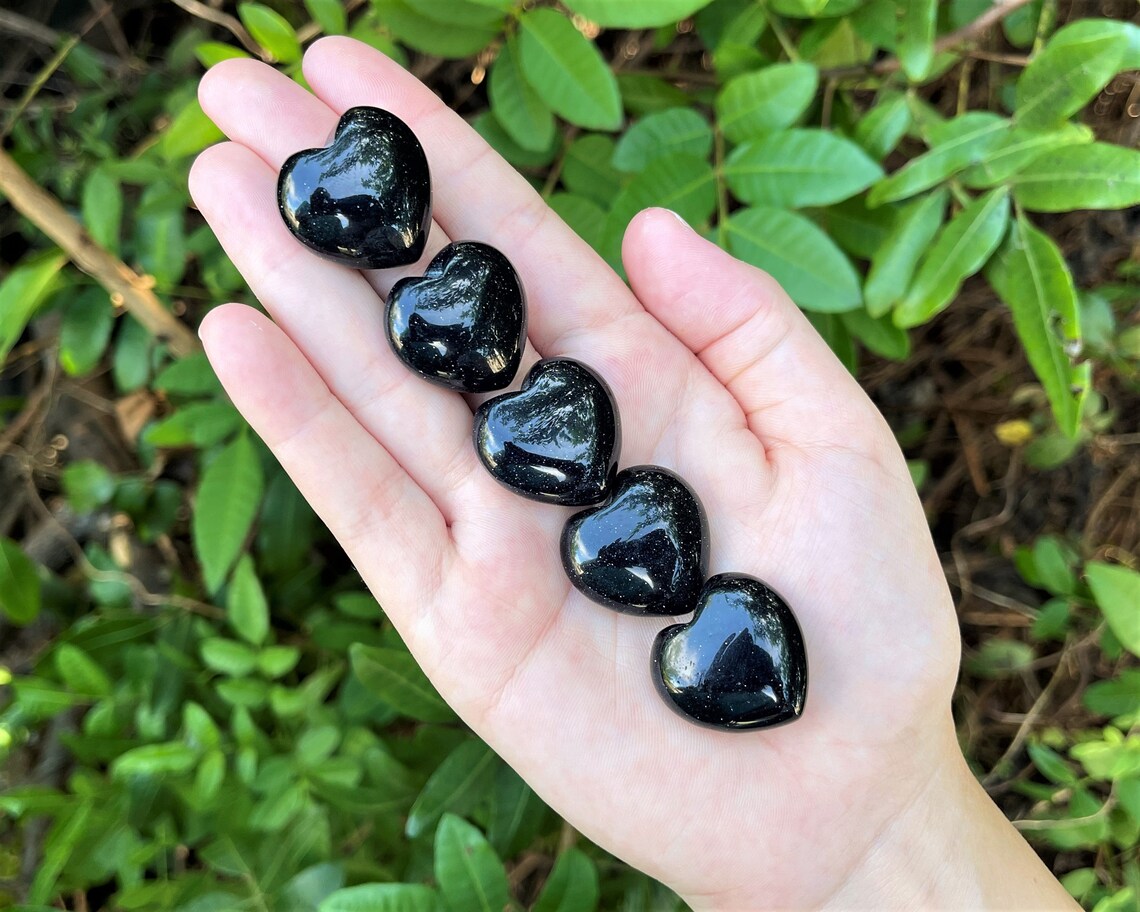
[821,0,1037,79]
[0,148,199,358]
[169,0,264,58]
[0,34,79,143]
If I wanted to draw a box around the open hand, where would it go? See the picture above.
[193,37,1066,910]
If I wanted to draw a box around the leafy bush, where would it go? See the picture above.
[1,0,1138,909]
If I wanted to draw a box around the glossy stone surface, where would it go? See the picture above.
[277,106,431,269]
[653,574,807,730]
[385,242,526,392]
[474,358,620,506]
[561,466,708,615]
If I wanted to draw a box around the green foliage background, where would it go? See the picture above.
[1,1,1139,909]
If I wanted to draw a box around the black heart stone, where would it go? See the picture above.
[473,358,620,506]
[652,574,807,730]
[385,242,526,393]
[277,106,431,269]
[561,466,707,615]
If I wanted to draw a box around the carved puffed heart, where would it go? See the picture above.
[277,106,431,269]
[385,242,526,393]
[652,574,807,730]
[473,358,620,506]
[561,466,707,615]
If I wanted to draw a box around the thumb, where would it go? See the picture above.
[622,208,885,450]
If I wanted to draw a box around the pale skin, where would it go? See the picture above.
[193,37,1079,912]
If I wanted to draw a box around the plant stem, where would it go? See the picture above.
[821,0,1037,79]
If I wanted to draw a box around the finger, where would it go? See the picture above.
[623,208,891,450]
[198,57,450,297]
[189,142,480,517]
[301,36,642,356]
[199,303,448,609]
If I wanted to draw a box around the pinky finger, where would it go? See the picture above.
[199,303,450,611]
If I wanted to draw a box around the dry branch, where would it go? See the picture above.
[0,148,199,358]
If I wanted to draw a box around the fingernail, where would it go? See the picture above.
[653,207,693,232]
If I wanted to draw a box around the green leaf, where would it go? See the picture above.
[964,638,1034,679]
[1088,562,1140,658]
[612,108,713,172]
[1016,19,1138,129]
[434,814,510,912]
[201,637,259,677]
[473,112,559,170]
[822,194,898,260]
[867,112,1008,206]
[53,643,112,698]
[304,0,347,34]
[0,538,41,625]
[144,401,243,448]
[192,433,265,593]
[895,187,1010,328]
[374,0,500,57]
[853,92,911,160]
[0,251,66,363]
[406,741,497,838]
[519,9,622,131]
[162,98,224,160]
[602,153,715,266]
[771,0,864,15]
[898,0,937,81]
[985,216,1087,437]
[59,287,114,376]
[195,748,227,802]
[319,884,439,912]
[154,351,223,398]
[82,167,123,251]
[1009,143,1140,212]
[864,188,947,318]
[111,315,155,393]
[533,848,600,912]
[135,184,187,289]
[112,741,199,778]
[1086,671,1140,719]
[414,0,509,28]
[195,41,252,67]
[725,207,861,312]
[841,308,911,360]
[715,62,819,144]
[1028,742,1078,786]
[487,763,548,858]
[28,801,93,905]
[350,643,454,723]
[1031,536,1077,595]
[562,134,624,204]
[257,645,300,678]
[238,2,302,63]
[617,72,690,116]
[960,123,1094,189]
[489,37,555,153]
[724,129,882,208]
[562,0,716,27]
[227,554,270,645]
[549,193,606,252]
[62,460,116,514]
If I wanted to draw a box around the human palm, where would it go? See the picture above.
[195,37,964,910]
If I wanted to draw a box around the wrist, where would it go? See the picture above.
[818,737,1079,912]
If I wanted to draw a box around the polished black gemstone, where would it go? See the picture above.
[277,106,431,269]
[385,242,526,393]
[561,466,707,615]
[653,574,807,730]
[473,358,620,506]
